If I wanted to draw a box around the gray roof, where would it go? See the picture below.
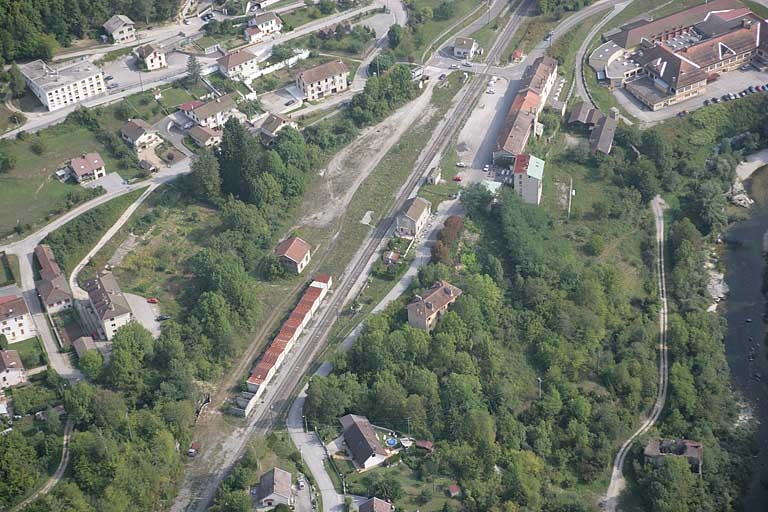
[339,414,386,467]
[258,467,292,500]
[19,59,103,93]
[192,93,237,119]
[590,116,618,154]
[252,11,281,26]
[261,113,295,137]
[454,37,476,51]
[402,197,431,223]
[135,44,162,59]
[120,118,156,142]
[84,272,132,320]
[103,14,135,34]
[0,350,24,372]
[297,60,349,85]
[72,336,96,359]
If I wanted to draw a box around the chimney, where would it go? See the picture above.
[426,302,433,310]
[445,287,453,296]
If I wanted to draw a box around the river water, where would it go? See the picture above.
[724,172,768,511]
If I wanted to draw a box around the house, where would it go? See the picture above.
[0,350,26,389]
[70,152,106,183]
[260,113,297,141]
[453,37,478,59]
[34,244,72,314]
[339,414,388,470]
[448,484,461,498]
[512,154,544,206]
[395,197,432,238]
[135,44,167,71]
[568,101,604,127]
[644,438,703,475]
[254,467,293,509]
[103,14,136,43]
[296,60,350,101]
[275,236,312,274]
[414,440,434,453]
[512,49,525,62]
[187,94,239,129]
[188,125,223,148]
[589,115,618,155]
[407,280,462,331]
[217,50,260,82]
[120,119,161,151]
[521,56,558,107]
[0,295,36,343]
[84,272,132,341]
[19,59,105,112]
[72,336,97,359]
[382,251,400,265]
[358,497,393,512]
[493,89,539,165]
[249,12,282,34]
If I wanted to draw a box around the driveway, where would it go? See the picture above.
[456,76,509,168]
[84,172,126,194]
[124,293,161,338]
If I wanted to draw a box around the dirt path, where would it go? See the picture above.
[299,80,437,229]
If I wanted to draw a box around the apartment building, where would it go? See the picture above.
[84,272,132,341]
[296,60,350,101]
[217,50,260,82]
[19,59,106,111]
[103,15,136,43]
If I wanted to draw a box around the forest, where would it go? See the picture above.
[304,95,768,510]
[0,0,179,62]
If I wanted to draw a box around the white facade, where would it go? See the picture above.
[0,352,26,390]
[0,299,36,344]
[218,56,260,82]
[453,37,478,59]
[104,15,136,43]
[20,60,106,111]
[513,154,544,206]
[296,61,350,101]
[140,49,167,71]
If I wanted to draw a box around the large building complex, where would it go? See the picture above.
[590,0,767,110]
[19,59,106,111]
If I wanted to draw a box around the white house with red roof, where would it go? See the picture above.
[0,295,36,343]
[69,152,106,183]
[512,154,544,206]
[274,236,312,274]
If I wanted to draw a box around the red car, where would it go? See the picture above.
[147,297,159,304]
[452,176,462,182]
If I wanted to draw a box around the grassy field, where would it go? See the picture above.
[745,0,768,18]
[0,252,19,286]
[12,336,47,368]
[281,5,336,30]
[469,11,511,52]
[502,13,560,62]
[0,103,25,133]
[547,11,608,99]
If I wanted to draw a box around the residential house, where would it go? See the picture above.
[296,60,350,101]
[34,244,72,314]
[217,50,260,82]
[187,94,239,129]
[0,296,36,343]
[69,152,106,183]
[120,119,161,151]
[567,101,604,127]
[453,37,478,59]
[103,14,136,43]
[406,280,462,331]
[521,56,558,109]
[512,154,544,206]
[19,59,105,112]
[339,414,388,470]
[589,115,618,154]
[275,236,311,274]
[188,125,223,148]
[395,197,432,238]
[0,350,26,389]
[358,497,393,512]
[254,467,293,509]
[448,484,461,498]
[644,438,703,475]
[245,12,282,42]
[72,336,97,359]
[84,272,132,341]
[135,44,167,71]
[260,113,297,141]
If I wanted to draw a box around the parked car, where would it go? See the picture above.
[438,73,447,80]
[462,62,472,67]
[104,75,114,81]
[729,93,736,100]
[721,94,730,101]
[483,164,490,171]
[449,64,459,69]
[712,97,719,103]
[107,83,119,89]
[456,162,466,167]
[156,315,171,321]
[452,175,462,182]
[704,99,710,106]
[284,99,296,106]
[486,89,495,94]
[748,86,756,93]
[147,297,159,304]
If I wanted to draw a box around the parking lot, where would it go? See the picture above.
[613,67,768,126]
[455,75,512,170]
[259,86,304,114]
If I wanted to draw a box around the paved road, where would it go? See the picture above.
[11,419,75,512]
[603,196,669,511]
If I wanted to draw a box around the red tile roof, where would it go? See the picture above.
[179,100,204,112]
[70,152,104,177]
[275,237,311,264]
[314,274,332,285]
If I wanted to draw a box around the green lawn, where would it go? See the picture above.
[11,337,47,368]
[469,11,511,52]
[157,86,196,108]
[0,252,19,286]
[281,6,336,30]
[547,11,607,98]
[745,0,768,18]
[502,13,560,62]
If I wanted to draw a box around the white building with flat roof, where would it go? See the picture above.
[19,59,106,111]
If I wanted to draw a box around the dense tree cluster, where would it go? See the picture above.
[0,0,179,62]
[536,0,594,15]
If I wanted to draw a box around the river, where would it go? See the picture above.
[724,167,768,510]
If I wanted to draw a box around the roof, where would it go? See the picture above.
[252,11,281,26]
[135,44,162,59]
[83,272,132,320]
[406,280,462,321]
[70,152,105,178]
[34,244,62,281]
[188,125,222,144]
[449,484,461,495]
[496,89,539,155]
[258,467,292,500]
[72,336,96,359]
[245,26,262,37]
[192,94,237,119]
[644,438,704,462]
[513,154,545,180]
[103,14,135,34]
[414,440,434,451]
[681,20,760,69]
[520,56,558,96]
[454,36,476,51]
[607,0,743,48]
[313,274,332,286]
[339,414,386,467]
[275,236,311,263]
[297,60,349,85]
[0,295,29,321]
[36,274,71,305]
[19,59,103,93]
[179,100,204,112]
[303,286,322,302]
[402,197,431,223]
[358,497,392,512]
[261,113,295,136]
[590,115,618,154]
[217,50,258,72]
[120,118,156,142]
[568,101,592,124]
[0,350,24,372]
[633,44,707,89]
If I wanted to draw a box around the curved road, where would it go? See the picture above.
[11,419,75,512]
[604,196,669,511]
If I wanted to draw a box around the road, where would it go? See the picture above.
[10,419,75,512]
[603,196,669,511]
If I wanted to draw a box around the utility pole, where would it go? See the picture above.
[303,414,308,432]
[537,376,543,399]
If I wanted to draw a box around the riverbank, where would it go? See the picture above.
[724,164,768,511]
